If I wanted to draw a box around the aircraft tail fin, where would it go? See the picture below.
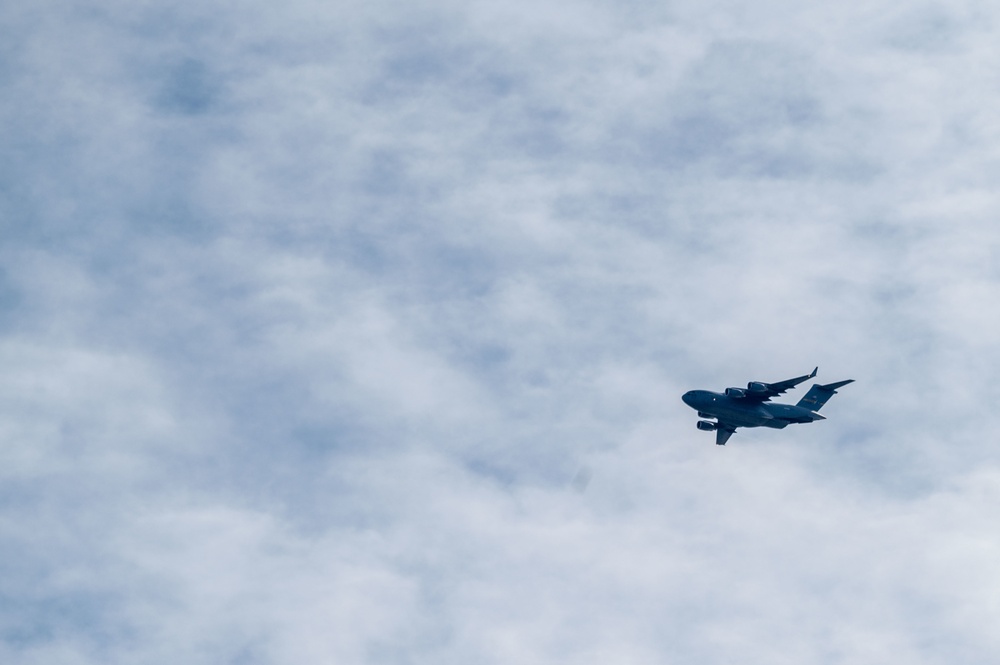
[796,379,854,412]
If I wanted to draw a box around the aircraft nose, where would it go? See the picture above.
[681,391,696,406]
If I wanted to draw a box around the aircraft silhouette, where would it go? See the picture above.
[681,367,853,445]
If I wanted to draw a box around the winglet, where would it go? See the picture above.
[810,367,818,378]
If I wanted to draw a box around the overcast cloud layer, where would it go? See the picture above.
[3,1,1000,663]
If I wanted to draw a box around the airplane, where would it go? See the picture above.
[681,367,853,445]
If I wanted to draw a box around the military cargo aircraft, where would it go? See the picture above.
[681,367,853,445]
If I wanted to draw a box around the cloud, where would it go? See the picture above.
[3,0,1000,662]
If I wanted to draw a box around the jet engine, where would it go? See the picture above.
[747,381,768,392]
[724,387,746,398]
[696,420,718,431]
[697,411,714,418]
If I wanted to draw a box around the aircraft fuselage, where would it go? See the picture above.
[681,390,825,429]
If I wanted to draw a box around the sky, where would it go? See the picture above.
[3,0,1000,663]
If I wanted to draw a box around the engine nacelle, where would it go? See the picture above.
[696,420,718,431]
[724,387,746,398]
[747,381,768,393]
[697,411,714,419]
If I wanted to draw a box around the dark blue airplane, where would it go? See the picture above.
[681,368,853,445]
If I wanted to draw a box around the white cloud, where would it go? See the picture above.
[3,0,1000,662]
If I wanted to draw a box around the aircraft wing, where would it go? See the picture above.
[742,367,818,402]
[715,423,737,446]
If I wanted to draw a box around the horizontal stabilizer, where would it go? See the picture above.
[796,379,854,412]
